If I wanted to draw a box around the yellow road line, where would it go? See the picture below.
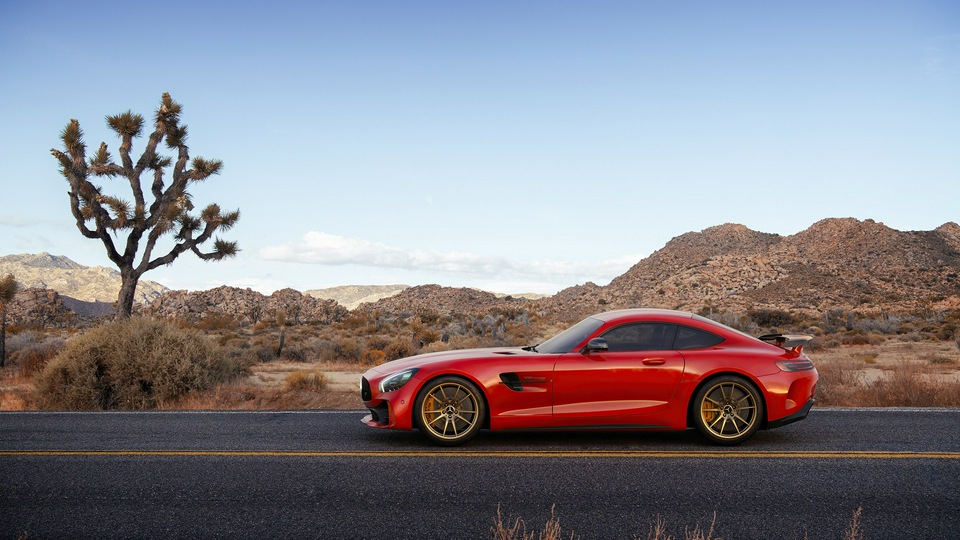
[1,450,959,459]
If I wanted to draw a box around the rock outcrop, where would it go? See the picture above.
[146,286,348,325]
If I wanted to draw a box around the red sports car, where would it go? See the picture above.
[361,309,818,446]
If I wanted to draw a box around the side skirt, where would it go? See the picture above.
[501,424,671,432]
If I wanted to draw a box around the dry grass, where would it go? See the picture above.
[813,342,960,407]
[159,361,363,410]
[491,506,868,540]
[492,505,574,540]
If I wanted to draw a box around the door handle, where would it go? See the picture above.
[642,357,665,365]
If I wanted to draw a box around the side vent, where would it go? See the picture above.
[499,373,523,392]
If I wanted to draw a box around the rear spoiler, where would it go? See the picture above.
[758,333,813,352]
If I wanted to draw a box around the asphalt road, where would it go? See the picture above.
[1,409,958,539]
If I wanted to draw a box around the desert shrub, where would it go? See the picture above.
[362,349,387,365]
[252,320,272,332]
[36,317,245,410]
[840,331,883,346]
[419,341,451,354]
[332,337,363,362]
[284,370,328,392]
[217,333,249,348]
[191,313,239,332]
[822,309,854,333]
[926,355,956,365]
[242,345,276,363]
[280,343,308,362]
[853,314,901,334]
[384,339,415,361]
[858,363,960,407]
[747,308,799,330]
[701,310,758,335]
[812,358,863,406]
[4,331,37,353]
[364,336,393,351]
[12,337,64,378]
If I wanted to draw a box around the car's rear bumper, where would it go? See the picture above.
[766,397,815,430]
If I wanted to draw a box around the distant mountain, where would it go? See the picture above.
[305,284,409,310]
[542,218,960,320]
[304,284,547,310]
[0,252,168,305]
[6,218,959,326]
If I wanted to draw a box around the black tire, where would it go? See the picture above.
[413,376,486,446]
[693,375,764,446]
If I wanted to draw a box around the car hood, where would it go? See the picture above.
[365,346,537,375]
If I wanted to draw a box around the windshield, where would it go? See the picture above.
[534,317,604,354]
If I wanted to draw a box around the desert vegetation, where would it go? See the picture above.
[1,303,959,411]
[35,318,246,409]
[490,505,864,540]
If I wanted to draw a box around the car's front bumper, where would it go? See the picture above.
[360,374,420,431]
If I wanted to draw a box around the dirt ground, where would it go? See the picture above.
[248,361,367,409]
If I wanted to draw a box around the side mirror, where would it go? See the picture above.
[584,338,608,353]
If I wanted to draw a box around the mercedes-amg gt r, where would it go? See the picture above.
[361,309,817,446]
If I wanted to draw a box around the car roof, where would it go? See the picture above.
[589,308,697,324]
[588,308,766,347]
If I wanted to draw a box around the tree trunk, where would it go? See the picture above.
[115,268,141,320]
[1,311,7,368]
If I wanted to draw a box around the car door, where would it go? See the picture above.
[552,322,685,420]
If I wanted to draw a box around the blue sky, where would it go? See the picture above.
[1,1,958,295]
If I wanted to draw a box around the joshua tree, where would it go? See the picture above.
[0,274,18,367]
[51,93,239,319]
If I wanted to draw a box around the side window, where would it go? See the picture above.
[601,323,677,352]
[673,325,724,350]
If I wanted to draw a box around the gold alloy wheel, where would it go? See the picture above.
[698,380,759,440]
[419,381,481,441]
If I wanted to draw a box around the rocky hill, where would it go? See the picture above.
[359,284,533,317]
[305,284,409,310]
[0,253,168,305]
[542,218,960,320]
[4,288,76,327]
[146,286,348,325]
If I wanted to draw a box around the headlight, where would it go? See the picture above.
[378,368,419,393]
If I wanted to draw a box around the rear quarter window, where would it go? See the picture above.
[674,325,724,350]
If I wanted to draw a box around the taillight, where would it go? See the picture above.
[776,359,815,372]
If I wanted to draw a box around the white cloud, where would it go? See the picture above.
[260,231,640,286]
[260,232,505,273]
[0,216,49,227]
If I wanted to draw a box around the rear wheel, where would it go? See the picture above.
[693,376,764,445]
[414,376,486,446]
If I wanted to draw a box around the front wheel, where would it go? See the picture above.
[414,376,486,446]
[693,376,764,445]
